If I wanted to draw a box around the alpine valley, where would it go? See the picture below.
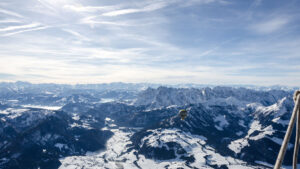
[0,82,299,169]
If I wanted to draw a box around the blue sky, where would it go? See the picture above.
[0,0,300,86]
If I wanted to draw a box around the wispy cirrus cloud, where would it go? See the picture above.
[0,23,41,32]
[0,19,22,23]
[102,2,168,16]
[1,25,50,37]
[0,22,51,37]
[79,16,133,27]
[250,16,291,34]
[63,4,116,13]
[0,8,24,18]
[62,29,90,41]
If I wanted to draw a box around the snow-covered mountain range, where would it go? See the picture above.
[0,82,298,169]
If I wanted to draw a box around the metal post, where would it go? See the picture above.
[293,107,300,169]
[274,94,300,169]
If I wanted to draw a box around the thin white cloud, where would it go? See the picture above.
[36,0,62,16]
[0,8,24,18]
[250,16,290,34]
[0,23,41,32]
[62,29,90,41]
[63,4,116,13]
[0,19,22,23]
[1,26,50,36]
[102,2,167,16]
[103,9,140,17]
[179,0,217,7]
[80,16,133,27]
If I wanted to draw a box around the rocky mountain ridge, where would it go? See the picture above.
[0,82,298,168]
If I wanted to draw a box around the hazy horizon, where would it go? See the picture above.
[1,80,299,89]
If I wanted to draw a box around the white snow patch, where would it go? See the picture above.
[255,161,273,167]
[55,143,68,151]
[71,114,80,121]
[166,105,177,109]
[254,97,286,118]
[105,117,112,121]
[228,138,249,154]
[100,98,115,103]
[228,120,274,154]
[70,123,92,129]
[0,110,10,115]
[239,120,247,128]
[59,128,138,169]
[236,131,243,136]
[22,105,62,110]
[7,99,18,102]
[272,117,289,126]
[0,108,29,119]
[59,128,264,169]
[214,115,229,131]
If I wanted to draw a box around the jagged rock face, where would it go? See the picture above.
[0,82,138,107]
[0,110,113,169]
[64,102,177,128]
[131,93,296,167]
[0,82,297,169]
[134,86,291,108]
